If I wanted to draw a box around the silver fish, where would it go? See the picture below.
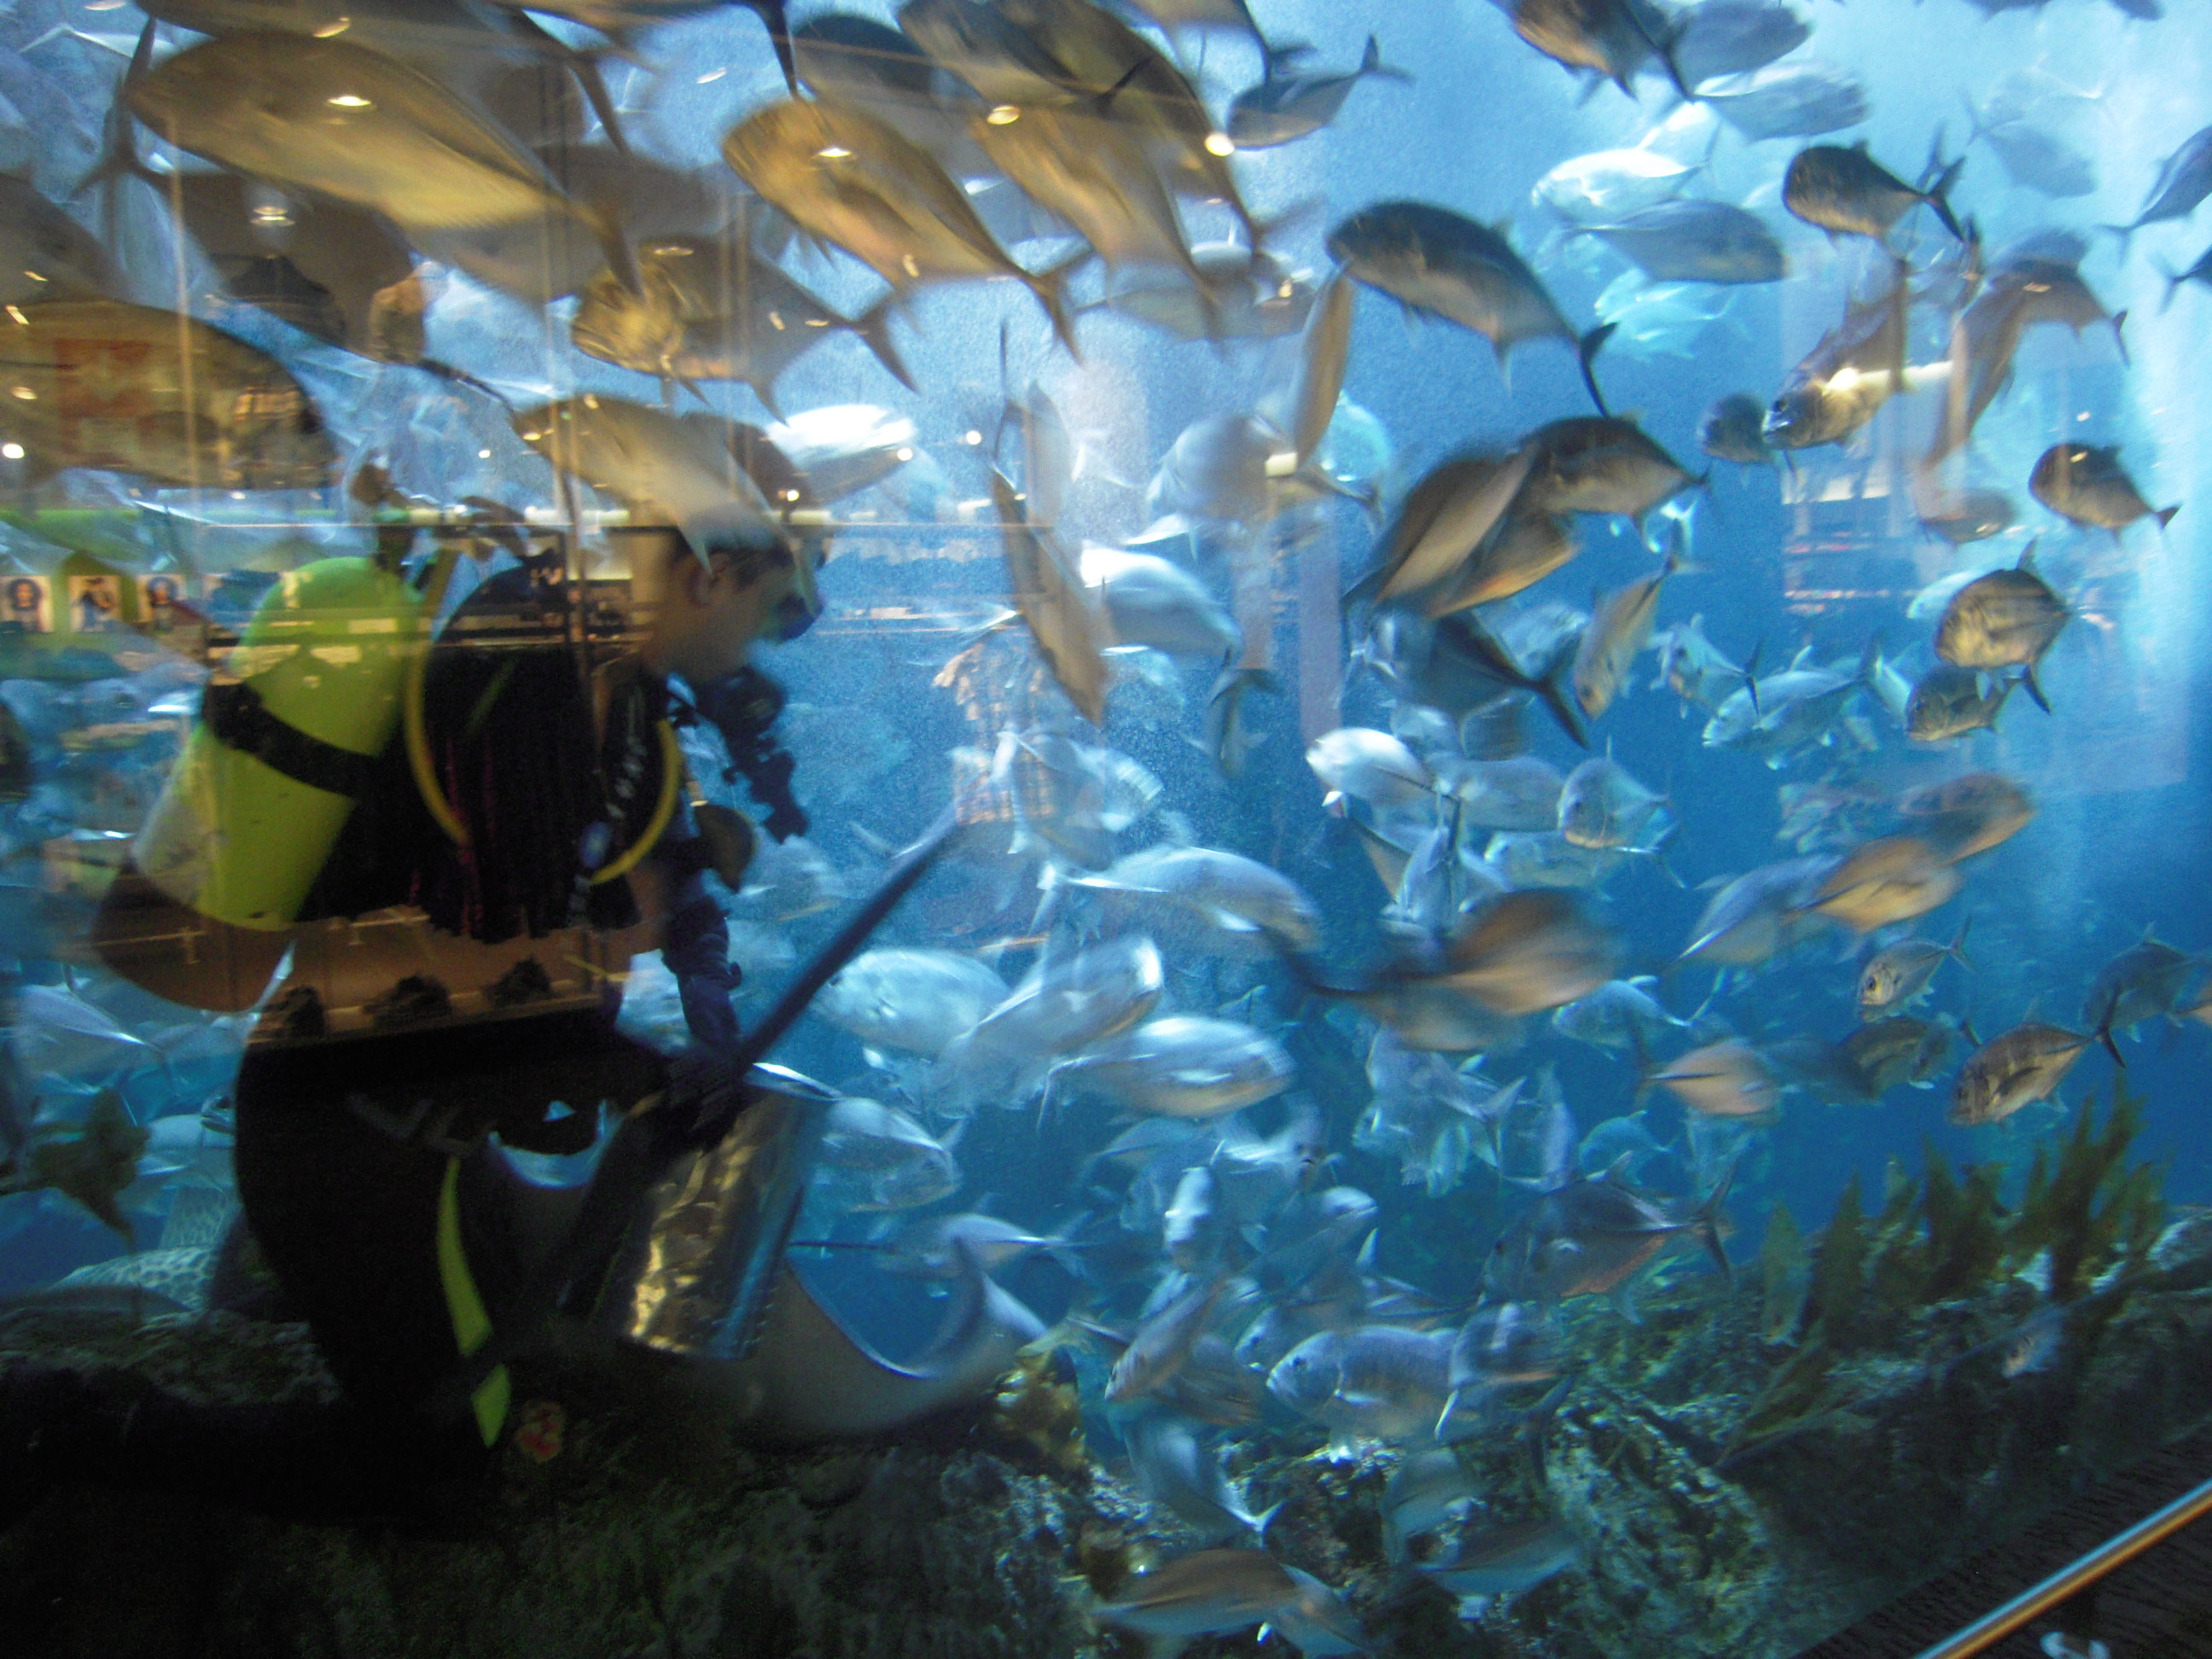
[1056,1016,1295,1118]
[1080,546,1239,660]
[2104,124,2212,255]
[1067,846,1322,952]
[1484,1162,1730,1313]
[1535,143,1703,223]
[1268,1324,1454,1443]
[817,1096,961,1213]
[1575,200,1786,283]
[513,398,787,556]
[1094,1550,1359,1655]
[1672,0,1810,85]
[1451,756,1568,830]
[1653,1039,1780,1120]
[1093,243,1316,341]
[1552,977,1686,1052]
[1226,36,1410,149]
[989,470,1112,725]
[1124,1412,1278,1542]
[818,948,1007,1056]
[1678,856,1837,965]
[1858,918,1972,1018]
[2082,931,2199,1033]
[1572,546,1688,721]
[1951,1021,2119,1126]
[1700,60,1868,142]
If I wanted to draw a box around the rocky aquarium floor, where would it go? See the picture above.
[5,1186,2212,1659]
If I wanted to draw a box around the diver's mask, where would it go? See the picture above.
[769,537,825,642]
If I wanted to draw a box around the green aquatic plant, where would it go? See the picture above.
[1727,1086,2168,1461]
[1799,1173,1867,1345]
[2001,1085,2165,1303]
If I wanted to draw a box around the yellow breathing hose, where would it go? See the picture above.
[404,548,470,847]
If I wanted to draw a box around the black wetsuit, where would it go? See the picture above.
[6,568,748,1516]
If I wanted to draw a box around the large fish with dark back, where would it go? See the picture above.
[1933,544,2068,711]
[723,99,1079,352]
[126,32,633,282]
[2029,444,2178,535]
[1574,200,1787,283]
[1783,141,1964,242]
[0,300,333,490]
[1763,259,1910,450]
[1329,201,1615,413]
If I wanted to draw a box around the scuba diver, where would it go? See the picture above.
[0,509,823,1522]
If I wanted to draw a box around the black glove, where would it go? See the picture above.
[658,1047,756,1152]
[691,668,809,843]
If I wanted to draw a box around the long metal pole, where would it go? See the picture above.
[1912,1473,2212,1659]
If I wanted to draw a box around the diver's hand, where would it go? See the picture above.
[654,1048,754,1151]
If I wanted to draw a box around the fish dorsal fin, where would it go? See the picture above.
[1853,138,1870,152]
[2017,538,2040,573]
[1790,643,1814,669]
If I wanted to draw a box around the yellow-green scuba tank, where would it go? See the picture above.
[132,557,420,931]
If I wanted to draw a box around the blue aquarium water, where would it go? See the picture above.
[0,0,2208,1652]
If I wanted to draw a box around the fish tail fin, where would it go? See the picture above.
[1577,322,1616,416]
[578,197,640,296]
[1959,90,1987,148]
[1695,1156,1737,1284]
[2098,1005,2126,1071]
[73,17,158,201]
[1643,13,1695,102]
[1251,1499,1285,1540]
[1363,34,1413,83]
[2110,309,2131,365]
[506,8,634,157]
[2100,222,2137,260]
[1259,36,1313,78]
[851,293,917,393]
[1030,248,1089,359]
[1342,562,1386,608]
[2157,502,2181,530]
[2157,259,2186,311]
[2021,661,2052,713]
[1925,154,1968,242]
[1948,914,1975,974]
[1534,652,1590,750]
[753,0,800,92]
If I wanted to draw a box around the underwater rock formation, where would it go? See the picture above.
[5,1091,2209,1659]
